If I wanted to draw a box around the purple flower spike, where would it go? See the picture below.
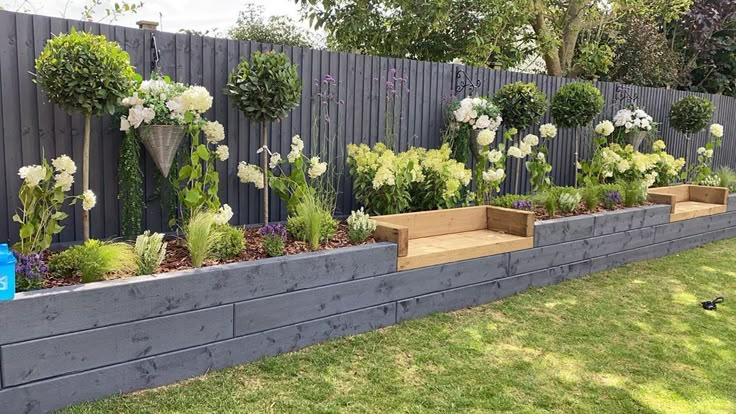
[511,200,533,211]
[259,223,287,240]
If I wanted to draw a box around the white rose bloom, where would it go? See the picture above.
[269,153,282,169]
[507,146,523,159]
[54,172,74,192]
[215,145,229,161]
[141,106,156,124]
[237,162,264,189]
[595,120,615,136]
[203,121,225,143]
[487,149,502,163]
[519,142,533,156]
[180,86,213,113]
[213,204,234,225]
[307,156,328,179]
[121,93,144,107]
[468,110,478,119]
[522,134,539,146]
[453,108,467,123]
[127,106,146,129]
[710,123,724,138]
[120,117,131,132]
[81,190,97,211]
[471,97,482,106]
[477,129,494,146]
[52,155,77,174]
[474,115,491,130]
[539,123,557,139]
[537,152,545,162]
[18,165,46,187]
[166,98,185,115]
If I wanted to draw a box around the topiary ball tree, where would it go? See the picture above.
[550,82,604,187]
[669,96,715,134]
[550,82,604,128]
[226,51,302,224]
[34,28,136,240]
[493,81,548,131]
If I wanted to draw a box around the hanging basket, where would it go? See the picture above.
[625,130,647,152]
[139,125,187,177]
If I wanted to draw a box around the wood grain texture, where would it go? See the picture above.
[486,206,535,237]
[670,201,727,222]
[372,222,409,257]
[374,206,487,239]
[689,185,728,205]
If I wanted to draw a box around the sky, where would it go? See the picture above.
[3,0,309,33]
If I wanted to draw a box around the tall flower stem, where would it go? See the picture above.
[261,122,269,224]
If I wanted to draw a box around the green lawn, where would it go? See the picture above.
[64,239,736,414]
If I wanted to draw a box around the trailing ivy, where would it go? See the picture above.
[118,129,144,237]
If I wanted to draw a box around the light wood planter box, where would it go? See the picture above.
[372,206,535,271]
[647,184,728,222]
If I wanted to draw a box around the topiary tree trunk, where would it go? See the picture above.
[83,114,91,240]
[261,123,270,224]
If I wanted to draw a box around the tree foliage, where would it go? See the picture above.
[550,82,604,128]
[493,82,548,130]
[669,95,715,134]
[230,3,319,48]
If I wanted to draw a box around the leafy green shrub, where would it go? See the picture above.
[558,188,582,214]
[184,211,221,268]
[619,180,646,207]
[581,185,601,210]
[490,194,529,209]
[493,82,548,130]
[347,208,377,243]
[669,96,715,134]
[50,240,137,283]
[541,187,562,216]
[211,225,245,261]
[550,82,604,128]
[134,231,167,275]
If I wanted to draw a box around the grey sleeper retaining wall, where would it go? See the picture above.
[1,205,736,413]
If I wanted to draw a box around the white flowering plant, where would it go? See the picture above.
[13,155,94,254]
[612,107,654,134]
[689,123,725,184]
[347,208,377,243]
[238,135,329,214]
[443,97,502,165]
[526,123,558,193]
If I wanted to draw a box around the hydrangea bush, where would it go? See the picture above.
[526,123,558,192]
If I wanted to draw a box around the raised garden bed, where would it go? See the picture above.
[2,204,736,413]
[372,206,534,270]
[648,184,728,222]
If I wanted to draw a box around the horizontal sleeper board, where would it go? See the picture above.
[0,243,397,345]
[1,305,234,387]
[234,253,509,336]
[592,205,670,236]
[534,215,595,247]
[0,304,397,414]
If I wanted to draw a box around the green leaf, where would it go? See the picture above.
[20,223,34,239]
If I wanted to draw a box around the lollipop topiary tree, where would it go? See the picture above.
[226,51,302,224]
[669,96,715,173]
[34,28,136,240]
[550,82,604,186]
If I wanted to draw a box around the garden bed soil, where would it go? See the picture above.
[532,201,653,221]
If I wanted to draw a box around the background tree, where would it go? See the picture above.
[230,3,320,48]
[34,29,135,240]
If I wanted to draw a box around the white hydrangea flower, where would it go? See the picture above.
[269,152,282,169]
[54,172,74,192]
[710,123,724,138]
[595,120,615,137]
[652,140,666,152]
[507,146,523,159]
[697,147,706,155]
[519,142,533,157]
[203,121,225,143]
[291,135,304,152]
[537,152,545,162]
[52,155,77,174]
[539,123,557,139]
[522,134,539,146]
[477,129,494,146]
[287,149,301,163]
[705,149,714,158]
[213,204,234,225]
[18,165,46,187]
[180,86,213,113]
[487,149,503,163]
[482,168,505,182]
[81,190,97,211]
[215,145,229,161]
[307,156,328,179]
[237,162,264,189]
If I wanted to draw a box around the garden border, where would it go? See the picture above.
[2,204,736,412]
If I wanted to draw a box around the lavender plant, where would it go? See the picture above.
[511,200,533,211]
[259,223,287,257]
[14,252,47,291]
[602,191,622,209]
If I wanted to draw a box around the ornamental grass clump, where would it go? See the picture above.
[34,28,136,240]
[290,193,334,250]
[50,240,137,283]
[133,231,167,276]
[183,210,221,268]
[260,224,287,257]
[347,208,377,243]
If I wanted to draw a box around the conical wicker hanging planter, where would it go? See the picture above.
[139,125,187,177]
[626,130,647,152]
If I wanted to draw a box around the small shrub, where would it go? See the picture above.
[619,180,646,207]
[134,231,167,275]
[211,225,245,261]
[49,246,84,277]
[493,81,548,130]
[259,223,287,257]
[669,96,715,134]
[490,194,529,209]
[541,187,562,216]
[581,185,600,210]
[288,194,338,250]
[184,211,221,268]
[550,82,604,128]
[601,189,622,210]
[347,208,377,243]
[51,240,137,283]
[558,189,582,214]
[700,174,721,187]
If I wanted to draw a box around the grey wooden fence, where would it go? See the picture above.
[1,9,736,244]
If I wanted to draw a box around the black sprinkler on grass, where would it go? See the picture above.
[701,297,724,310]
